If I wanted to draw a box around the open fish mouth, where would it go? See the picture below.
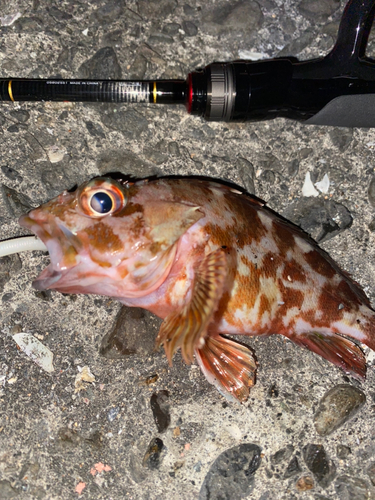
[18,212,81,291]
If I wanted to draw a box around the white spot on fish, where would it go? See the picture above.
[294,235,312,253]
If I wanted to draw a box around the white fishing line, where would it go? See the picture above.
[0,236,47,257]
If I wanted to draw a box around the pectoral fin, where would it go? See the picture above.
[195,335,257,403]
[287,331,366,379]
[156,248,227,364]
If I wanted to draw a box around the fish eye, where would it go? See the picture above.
[78,178,127,218]
[90,191,114,214]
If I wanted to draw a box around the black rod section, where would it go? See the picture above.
[0,0,375,127]
[0,79,186,104]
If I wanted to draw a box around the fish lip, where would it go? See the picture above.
[19,212,77,291]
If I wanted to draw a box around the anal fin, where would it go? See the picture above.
[195,335,257,403]
[288,331,366,379]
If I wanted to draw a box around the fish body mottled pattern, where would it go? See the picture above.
[19,176,375,401]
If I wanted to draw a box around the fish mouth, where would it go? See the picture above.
[19,212,81,291]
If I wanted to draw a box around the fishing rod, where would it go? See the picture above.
[1,0,375,127]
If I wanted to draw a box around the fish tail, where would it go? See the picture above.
[195,335,257,403]
[360,314,375,352]
[285,331,366,379]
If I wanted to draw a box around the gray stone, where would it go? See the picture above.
[14,16,43,33]
[271,445,294,464]
[1,185,34,217]
[287,159,300,178]
[7,125,21,133]
[127,53,148,79]
[129,450,148,483]
[143,147,168,165]
[148,33,174,45]
[143,437,164,469]
[283,456,301,479]
[298,0,340,22]
[260,170,276,184]
[9,110,30,123]
[1,166,23,182]
[101,108,149,138]
[168,142,181,156]
[139,0,178,18]
[282,198,353,242]
[163,23,181,35]
[40,160,83,198]
[336,445,351,460]
[237,158,256,194]
[335,475,369,500]
[199,443,262,499]
[0,480,17,499]
[150,390,170,433]
[329,128,353,151]
[102,29,124,46]
[205,1,263,32]
[92,0,124,23]
[2,292,15,302]
[278,31,315,57]
[107,406,120,422]
[85,120,106,139]
[183,4,196,16]
[303,444,336,487]
[99,306,161,358]
[368,176,375,207]
[314,384,366,436]
[97,149,159,178]
[366,461,375,486]
[182,20,198,36]
[48,6,72,21]
[78,47,122,80]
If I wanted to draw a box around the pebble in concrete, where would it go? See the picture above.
[303,444,336,488]
[142,438,164,470]
[199,443,261,500]
[150,390,170,433]
[313,384,366,436]
[335,475,370,500]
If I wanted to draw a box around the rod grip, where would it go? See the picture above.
[304,94,375,127]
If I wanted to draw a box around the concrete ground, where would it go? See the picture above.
[1,0,375,498]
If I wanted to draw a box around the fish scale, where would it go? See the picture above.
[19,176,375,402]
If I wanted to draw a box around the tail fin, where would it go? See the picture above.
[286,331,366,379]
[195,335,257,403]
[361,314,375,352]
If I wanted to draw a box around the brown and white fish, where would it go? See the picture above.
[19,176,375,402]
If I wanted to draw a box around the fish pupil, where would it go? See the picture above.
[90,191,113,214]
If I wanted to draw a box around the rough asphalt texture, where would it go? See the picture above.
[1,0,375,499]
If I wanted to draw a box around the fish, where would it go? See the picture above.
[18,175,375,403]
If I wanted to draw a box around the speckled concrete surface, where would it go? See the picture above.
[1,0,375,499]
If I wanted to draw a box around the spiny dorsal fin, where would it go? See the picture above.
[155,248,227,364]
